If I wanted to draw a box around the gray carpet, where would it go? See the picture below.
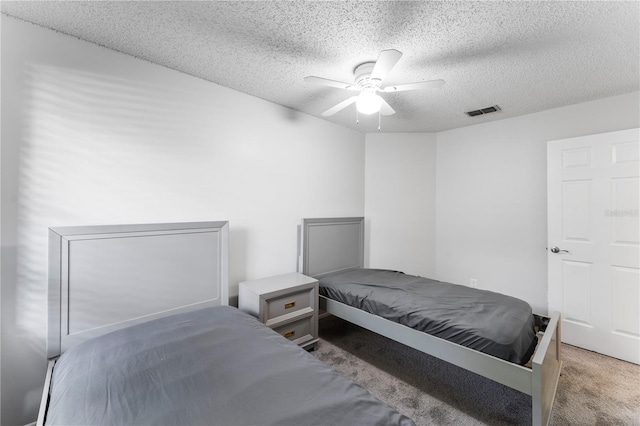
[314,316,640,425]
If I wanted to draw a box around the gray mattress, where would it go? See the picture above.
[319,269,537,365]
[45,306,413,426]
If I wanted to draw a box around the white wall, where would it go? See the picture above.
[364,133,436,277]
[1,17,364,425]
[436,92,640,313]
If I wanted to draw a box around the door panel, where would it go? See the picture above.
[561,260,592,327]
[562,180,592,241]
[611,266,640,338]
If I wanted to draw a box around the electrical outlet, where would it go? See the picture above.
[470,279,478,288]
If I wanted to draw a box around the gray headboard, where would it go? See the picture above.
[300,217,364,278]
[48,221,228,358]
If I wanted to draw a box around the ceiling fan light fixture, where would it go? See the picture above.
[306,49,444,120]
[356,90,382,115]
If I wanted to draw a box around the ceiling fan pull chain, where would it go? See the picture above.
[356,109,359,125]
[378,110,381,131]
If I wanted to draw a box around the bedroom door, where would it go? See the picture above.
[547,128,640,364]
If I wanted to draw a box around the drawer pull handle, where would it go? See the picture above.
[284,301,296,309]
[284,330,295,338]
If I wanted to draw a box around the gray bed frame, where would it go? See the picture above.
[38,221,229,426]
[299,217,562,426]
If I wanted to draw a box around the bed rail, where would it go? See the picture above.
[36,359,56,426]
[321,296,534,394]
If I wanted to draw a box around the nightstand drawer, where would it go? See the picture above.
[265,288,313,321]
[273,316,313,345]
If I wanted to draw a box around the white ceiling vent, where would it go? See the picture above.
[466,105,501,117]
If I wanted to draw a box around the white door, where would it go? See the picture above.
[548,128,640,364]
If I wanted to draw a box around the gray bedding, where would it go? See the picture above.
[319,269,537,365]
[46,306,413,426]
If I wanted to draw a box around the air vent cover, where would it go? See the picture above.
[466,105,501,117]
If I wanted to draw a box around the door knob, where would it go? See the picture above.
[549,246,569,254]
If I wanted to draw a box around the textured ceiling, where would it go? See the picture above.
[2,1,639,133]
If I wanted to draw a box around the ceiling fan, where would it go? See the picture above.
[304,49,445,118]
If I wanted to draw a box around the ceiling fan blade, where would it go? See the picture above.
[381,79,445,92]
[322,96,358,116]
[379,98,396,116]
[370,49,403,83]
[304,76,357,91]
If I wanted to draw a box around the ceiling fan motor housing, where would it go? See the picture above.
[354,62,380,89]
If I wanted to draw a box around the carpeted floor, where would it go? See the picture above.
[314,316,640,425]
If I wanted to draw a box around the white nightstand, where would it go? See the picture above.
[238,272,319,350]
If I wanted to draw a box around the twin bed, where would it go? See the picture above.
[39,221,412,426]
[300,217,562,426]
[39,218,561,425]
